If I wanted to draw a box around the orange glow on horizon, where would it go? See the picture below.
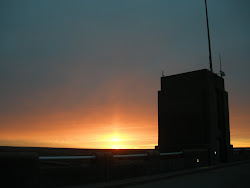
[0,118,158,149]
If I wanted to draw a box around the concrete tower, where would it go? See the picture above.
[157,69,232,163]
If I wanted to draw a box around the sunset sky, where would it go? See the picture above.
[0,0,249,149]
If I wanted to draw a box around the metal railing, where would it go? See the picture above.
[39,155,96,160]
[160,151,183,156]
[39,151,183,160]
[113,153,148,158]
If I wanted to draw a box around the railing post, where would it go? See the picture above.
[155,151,160,174]
[95,152,113,182]
[105,152,113,182]
[95,152,106,182]
[147,151,160,174]
[0,152,39,188]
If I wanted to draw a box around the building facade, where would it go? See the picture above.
[157,69,232,163]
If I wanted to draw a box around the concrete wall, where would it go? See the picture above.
[0,152,39,188]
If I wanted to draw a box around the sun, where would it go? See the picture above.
[108,134,125,149]
[112,137,120,142]
[99,132,129,149]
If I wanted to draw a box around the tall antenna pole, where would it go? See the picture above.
[205,0,213,73]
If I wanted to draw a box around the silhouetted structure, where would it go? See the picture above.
[157,69,232,163]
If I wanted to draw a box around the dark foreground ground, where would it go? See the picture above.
[126,162,250,188]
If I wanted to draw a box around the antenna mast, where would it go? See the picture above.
[205,0,213,73]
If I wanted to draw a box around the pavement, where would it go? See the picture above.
[128,162,250,188]
[66,160,250,188]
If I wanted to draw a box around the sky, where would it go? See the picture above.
[0,0,249,149]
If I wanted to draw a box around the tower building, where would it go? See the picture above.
[157,69,232,163]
